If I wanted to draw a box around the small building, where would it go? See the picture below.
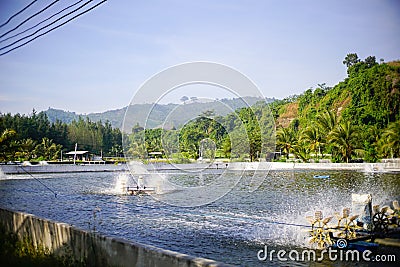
[148,151,163,159]
[65,151,89,161]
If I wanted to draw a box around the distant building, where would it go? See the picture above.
[148,151,163,158]
[65,151,89,161]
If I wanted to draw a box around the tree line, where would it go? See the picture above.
[124,105,275,162]
[0,111,122,162]
[2,54,399,163]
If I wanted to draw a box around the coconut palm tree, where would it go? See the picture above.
[329,121,362,163]
[293,141,311,162]
[0,129,17,161]
[34,137,61,160]
[381,120,400,158]
[316,110,338,136]
[0,129,16,143]
[276,127,296,159]
[15,138,36,160]
[301,125,323,159]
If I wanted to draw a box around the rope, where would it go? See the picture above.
[18,165,57,198]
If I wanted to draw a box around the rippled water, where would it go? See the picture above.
[0,168,399,266]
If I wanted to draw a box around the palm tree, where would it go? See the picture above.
[34,137,61,160]
[316,110,338,136]
[15,138,36,160]
[276,127,296,159]
[293,141,311,162]
[329,121,362,163]
[301,125,323,159]
[0,129,17,161]
[0,129,16,143]
[381,120,400,158]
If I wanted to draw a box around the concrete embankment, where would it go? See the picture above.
[150,161,400,172]
[228,162,400,172]
[0,208,231,267]
[1,163,128,174]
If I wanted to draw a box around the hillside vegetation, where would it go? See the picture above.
[272,54,400,162]
[125,54,400,163]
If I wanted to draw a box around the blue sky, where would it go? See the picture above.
[0,0,399,114]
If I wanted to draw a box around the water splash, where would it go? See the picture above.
[0,168,7,180]
[103,172,130,195]
[127,161,180,195]
[105,166,173,196]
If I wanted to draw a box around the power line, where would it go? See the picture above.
[0,0,60,39]
[0,0,107,56]
[0,0,38,29]
[0,0,92,51]
[18,165,57,198]
[0,0,85,44]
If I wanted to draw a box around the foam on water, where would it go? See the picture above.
[0,168,31,180]
[93,162,176,196]
[127,160,184,194]
[102,172,131,195]
[0,168,7,180]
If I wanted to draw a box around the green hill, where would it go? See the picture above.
[274,59,400,129]
[45,96,271,130]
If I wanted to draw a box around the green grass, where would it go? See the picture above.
[0,227,85,267]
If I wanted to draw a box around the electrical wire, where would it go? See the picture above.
[0,0,85,44]
[263,219,311,228]
[0,0,60,39]
[0,0,37,29]
[0,0,107,56]
[0,0,93,52]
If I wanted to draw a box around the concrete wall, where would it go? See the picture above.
[1,164,128,174]
[0,208,231,267]
[150,162,400,172]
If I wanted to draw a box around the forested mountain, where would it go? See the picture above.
[45,97,270,130]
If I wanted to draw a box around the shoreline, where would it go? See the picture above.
[0,163,128,175]
[1,161,400,175]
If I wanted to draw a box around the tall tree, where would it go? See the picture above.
[276,127,296,159]
[0,129,17,161]
[329,121,362,163]
[301,125,323,159]
[15,138,36,160]
[316,110,338,135]
[365,56,377,68]
[381,120,400,158]
[343,53,360,68]
[180,96,189,104]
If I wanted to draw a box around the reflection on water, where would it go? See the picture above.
[0,169,399,266]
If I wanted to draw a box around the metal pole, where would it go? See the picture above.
[73,143,77,165]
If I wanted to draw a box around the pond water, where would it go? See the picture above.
[0,168,399,266]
